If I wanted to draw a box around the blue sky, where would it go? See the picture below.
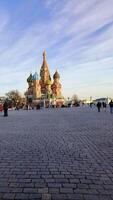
[0,0,113,99]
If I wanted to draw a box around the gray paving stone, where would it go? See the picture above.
[29,193,42,199]
[23,188,38,193]
[67,194,84,200]
[42,193,51,200]
[38,187,48,193]
[0,107,113,199]
[60,188,73,193]
[3,193,15,199]
[49,188,59,193]
[15,193,29,199]
[51,194,69,200]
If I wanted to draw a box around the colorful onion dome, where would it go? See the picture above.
[53,70,60,79]
[32,72,39,80]
[46,79,52,85]
[27,73,32,82]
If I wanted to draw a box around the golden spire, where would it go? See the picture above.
[40,51,51,82]
[41,50,49,70]
[43,50,46,60]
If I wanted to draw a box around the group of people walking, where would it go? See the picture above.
[96,100,113,113]
[1,99,113,116]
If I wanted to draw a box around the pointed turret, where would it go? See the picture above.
[40,50,49,78]
[40,51,51,94]
[42,51,48,68]
[26,73,34,98]
[32,72,41,99]
[27,73,33,83]
[51,70,62,98]
[53,70,60,79]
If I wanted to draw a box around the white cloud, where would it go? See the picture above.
[0,0,113,98]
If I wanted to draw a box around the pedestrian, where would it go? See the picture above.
[102,102,107,112]
[26,104,28,110]
[36,104,40,110]
[109,100,113,113]
[0,104,3,112]
[3,100,8,117]
[97,102,101,112]
[90,102,93,108]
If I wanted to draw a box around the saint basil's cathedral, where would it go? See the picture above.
[26,51,64,107]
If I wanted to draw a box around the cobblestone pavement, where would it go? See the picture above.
[0,107,113,200]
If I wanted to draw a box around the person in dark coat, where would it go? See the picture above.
[109,100,113,113]
[97,102,101,112]
[3,100,8,116]
[36,104,40,110]
[102,102,107,112]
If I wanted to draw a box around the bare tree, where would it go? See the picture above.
[71,94,79,106]
[6,90,23,107]
[72,94,79,102]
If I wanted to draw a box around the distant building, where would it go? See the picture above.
[93,97,112,104]
[81,99,91,104]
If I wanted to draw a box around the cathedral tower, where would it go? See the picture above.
[27,73,34,96]
[32,72,41,99]
[51,70,62,98]
[40,51,51,95]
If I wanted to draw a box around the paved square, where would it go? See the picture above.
[0,107,113,200]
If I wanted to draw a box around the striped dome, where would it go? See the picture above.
[32,72,39,80]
